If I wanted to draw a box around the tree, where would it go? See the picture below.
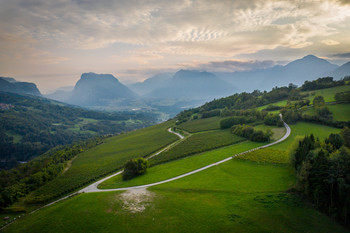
[325,133,344,150]
[341,127,350,148]
[313,96,325,107]
[122,158,149,180]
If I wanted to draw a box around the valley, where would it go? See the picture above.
[1,78,349,232]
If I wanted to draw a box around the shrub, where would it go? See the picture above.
[122,158,149,181]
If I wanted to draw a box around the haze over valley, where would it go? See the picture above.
[1,0,350,232]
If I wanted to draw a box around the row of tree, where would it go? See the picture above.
[231,124,272,142]
[0,136,106,211]
[291,127,350,226]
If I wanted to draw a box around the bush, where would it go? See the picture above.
[231,124,271,142]
[122,158,149,180]
[264,113,283,127]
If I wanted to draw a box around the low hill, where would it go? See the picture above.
[0,92,156,169]
[147,70,236,100]
[0,77,41,96]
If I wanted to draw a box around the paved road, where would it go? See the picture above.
[82,115,291,193]
[29,118,290,213]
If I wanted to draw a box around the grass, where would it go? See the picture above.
[238,148,289,164]
[256,99,288,111]
[254,124,286,141]
[21,120,178,208]
[271,121,341,151]
[303,85,350,103]
[305,104,350,122]
[149,129,245,165]
[99,141,266,189]
[177,117,221,133]
[328,104,350,121]
[4,159,348,233]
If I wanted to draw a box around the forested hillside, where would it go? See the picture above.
[0,92,156,169]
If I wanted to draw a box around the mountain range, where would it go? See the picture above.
[1,55,349,117]
[213,55,343,92]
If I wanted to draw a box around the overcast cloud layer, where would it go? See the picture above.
[1,0,350,92]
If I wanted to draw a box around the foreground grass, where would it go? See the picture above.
[177,117,221,133]
[21,120,178,208]
[5,159,347,233]
[99,141,265,189]
[149,129,245,165]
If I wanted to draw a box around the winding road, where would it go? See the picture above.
[30,117,291,213]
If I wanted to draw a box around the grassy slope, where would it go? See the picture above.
[22,120,178,207]
[99,141,265,189]
[254,124,286,141]
[4,159,348,233]
[271,121,341,151]
[149,129,245,165]
[177,117,221,132]
[304,85,350,102]
[305,104,350,122]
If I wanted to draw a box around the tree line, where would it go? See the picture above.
[290,128,350,227]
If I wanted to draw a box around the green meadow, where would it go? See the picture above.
[22,120,178,208]
[177,116,221,132]
[4,159,348,233]
[149,129,245,165]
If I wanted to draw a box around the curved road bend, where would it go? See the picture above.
[29,119,290,214]
[82,115,291,193]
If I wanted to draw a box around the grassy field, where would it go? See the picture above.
[271,122,341,151]
[4,159,348,233]
[238,148,289,164]
[20,120,178,209]
[256,99,288,111]
[328,104,350,121]
[304,85,350,102]
[305,104,350,122]
[254,124,286,141]
[99,141,266,189]
[177,117,221,132]
[149,129,245,165]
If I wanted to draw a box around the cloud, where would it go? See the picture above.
[321,39,340,45]
[1,0,350,89]
[180,59,276,72]
[331,52,350,58]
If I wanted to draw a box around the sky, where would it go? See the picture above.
[1,0,350,93]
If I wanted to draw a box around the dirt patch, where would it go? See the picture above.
[119,188,155,213]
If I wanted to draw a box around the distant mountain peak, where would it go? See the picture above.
[67,72,136,106]
[302,54,319,60]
